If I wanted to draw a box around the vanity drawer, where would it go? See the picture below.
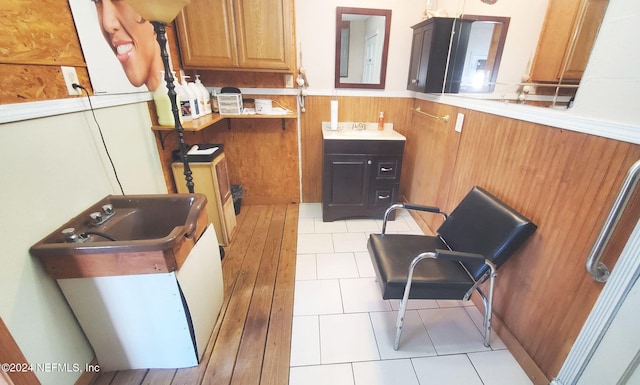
[375,159,401,180]
[371,187,398,208]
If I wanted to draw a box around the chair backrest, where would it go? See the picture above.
[437,186,537,280]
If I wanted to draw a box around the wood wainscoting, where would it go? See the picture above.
[0,318,40,385]
[153,95,300,205]
[401,99,640,381]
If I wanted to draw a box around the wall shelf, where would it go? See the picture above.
[152,111,297,148]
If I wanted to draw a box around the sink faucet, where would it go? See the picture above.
[89,204,116,226]
[62,228,89,243]
[352,122,366,130]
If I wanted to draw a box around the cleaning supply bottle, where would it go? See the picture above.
[153,71,182,126]
[378,111,385,130]
[187,77,206,117]
[180,74,200,119]
[173,72,192,122]
[195,75,212,114]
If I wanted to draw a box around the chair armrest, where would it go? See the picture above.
[434,249,486,264]
[381,203,448,234]
[435,249,497,302]
[402,203,442,214]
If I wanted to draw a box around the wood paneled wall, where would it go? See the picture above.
[402,99,640,380]
[0,0,91,103]
[299,95,640,381]
[155,95,300,205]
[0,318,39,385]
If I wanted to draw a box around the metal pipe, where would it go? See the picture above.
[586,159,640,282]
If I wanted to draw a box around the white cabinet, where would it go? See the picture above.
[173,153,237,246]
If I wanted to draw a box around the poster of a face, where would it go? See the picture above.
[69,0,165,94]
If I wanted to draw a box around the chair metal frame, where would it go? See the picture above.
[381,203,498,350]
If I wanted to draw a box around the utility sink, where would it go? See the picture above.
[30,194,209,279]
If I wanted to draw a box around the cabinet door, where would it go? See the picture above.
[561,0,608,81]
[531,0,608,82]
[406,18,455,93]
[214,156,231,204]
[407,26,428,91]
[323,155,369,207]
[176,0,238,68]
[233,0,295,71]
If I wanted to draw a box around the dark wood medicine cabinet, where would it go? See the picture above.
[408,15,510,94]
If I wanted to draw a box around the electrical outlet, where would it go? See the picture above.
[285,74,294,88]
[454,113,464,133]
[61,66,81,95]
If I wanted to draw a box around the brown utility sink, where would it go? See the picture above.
[30,194,208,279]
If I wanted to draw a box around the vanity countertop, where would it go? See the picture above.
[322,124,406,141]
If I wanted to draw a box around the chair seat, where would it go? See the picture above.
[368,234,475,300]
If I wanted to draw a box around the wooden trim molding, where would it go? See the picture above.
[0,318,40,385]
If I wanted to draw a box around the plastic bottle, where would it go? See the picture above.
[187,77,206,117]
[180,74,200,119]
[195,75,212,114]
[153,71,182,126]
[378,111,385,130]
[173,72,192,122]
[211,89,219,113]
[330,91,338,130]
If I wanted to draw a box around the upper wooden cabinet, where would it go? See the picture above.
[175,0,296,72]
[531,0,608,83]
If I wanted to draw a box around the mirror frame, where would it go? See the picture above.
[457,14,510,93]
[335,7,392,90]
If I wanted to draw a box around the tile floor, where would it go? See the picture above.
[290,203,533,385]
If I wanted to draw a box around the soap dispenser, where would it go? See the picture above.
[180,74,200,119]
[173,72,192,122]
[195,75,212,114]
[153,71,181,126]
[378,111,385,131]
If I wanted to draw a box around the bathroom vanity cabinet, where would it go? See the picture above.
[175,0,295,72]
[322,131,405,222]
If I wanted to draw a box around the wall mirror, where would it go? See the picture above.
[441,0,610,108]
[454,16,510,93]
[335,7,391,89]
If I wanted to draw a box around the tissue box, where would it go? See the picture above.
[217,94,243,115]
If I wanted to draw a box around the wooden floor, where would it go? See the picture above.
[88,204,299,385]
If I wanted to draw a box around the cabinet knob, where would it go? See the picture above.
[368,160,372,165]
[411,79,418,85]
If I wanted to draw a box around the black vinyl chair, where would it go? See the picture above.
[367,186,537,350]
